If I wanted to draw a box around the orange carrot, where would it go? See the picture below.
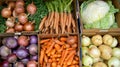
[48,59,52,63]
[52,62,57,67]
[65,50,76,61]
[71,17,76,33]
[40,39,50,44]
[50,49,56,55]
[46,63,51,67]
[72,60,79,65]
[54,39,65,45]
[48,12,54,26]
[66,48,75,51]
[46,42,55,54]
[60,50,69,65]
[67,13,72,33]
[55,12,59,34]
[75,56,79,61]
[44,55,48,63]
[54,44,61,51]
[39,16,47,30]
[40,49,45,65]
[60,37,67,42]
[66,53,75,65]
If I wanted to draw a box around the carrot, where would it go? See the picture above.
[50,49,56,55]
[48,59,52,63]
[67,13,72,33]
[66,48,75,51]
[54,39,65,45]
[75,56,79,61]
[57,46,64,53]
[60,37,67,42]
[46,42,55,54]
[55,12,59,34]
[65,44,70,48]
[66,53,75,65]
[65,50,76,61]
[46,63,51,67]
[40,39,50,44]
[40,49,45,65]
[54,44,61,51]
[61,12,67,34]
[71,17,76,33]
[43,62,46,67]
[52,62,57,67]
[53,12,57,29]
[48,12,54,26]
[39,16,47,30]
[60,50,69,65]
[72,60,78,65]
[44,55,48,63]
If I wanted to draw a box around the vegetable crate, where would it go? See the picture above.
[0,32,38,67]
[81,32,120,67]
[38,34,81,67]
[78,0,120,33]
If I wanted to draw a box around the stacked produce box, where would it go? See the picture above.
[0,0,81,67]
[0,0,120,67]
[78,0,120,67]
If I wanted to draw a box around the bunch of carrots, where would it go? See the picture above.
[39,0,76,34]
[39,36,79,67]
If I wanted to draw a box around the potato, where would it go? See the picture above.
[103,34,113,46]
[91,35,102,46]
[93,62,107,67]
[99,45,112,60]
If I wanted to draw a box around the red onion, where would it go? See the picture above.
[30,55,38,61]
[16,48,28,59]
[21,58,29,64]
[27,2,37,15]
[16,0,25,6]
[15,5,25,14]
[28,44,37,55]
[27,60,37,67]
[0,46,11,57]
[15,23,23,32]
[6,28,15,33]
[2,61,11,67]
[18,36,29,47]
[14,62,24,67]
[6,37,18,49]
[1,8,11,18]
[23,22,34,31]
[30,35,38,44]
[18,13,28,24]
[7,54,17,63]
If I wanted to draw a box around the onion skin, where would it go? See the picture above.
[18,13,28,24]
[28,44,37,55]
[15,23,23,32]
[6,28,15,33]
[6,37,18,49]
[15,62,24,67]
[1,8,11,18]
[16,0,25,6]
[8,1,15,10]
[23,22,34,31]
[103,34,113,46]
[30,35,38,44]
[27,60,37,67]
[91,35,102,46]
[0,46,11,57]
[93,62,107,67]
[18,36,29,47]
[15,5,25,14]
[7,54,17,63]
[67,36,77,45]
[27,2,37,15]
[13,10,18,18]
[2,61,11,67]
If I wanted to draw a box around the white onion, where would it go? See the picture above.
[103,34,113,46]
[82,47,89,56]
[111,38,118,47]
[112,48,120,59]
[82,55,93,66]
[6,20,15,27]
[91,35,102,46]
[93,62,107,67]
[108,57,120,67]
[93,57,103,63]
[82,36,91,47]
[89,46,101,58]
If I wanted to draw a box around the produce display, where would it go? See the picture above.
[80,0,119,29]
[0,0,48,33]
[0,35,38,67]
[39,0,77,34]
[39,36,79,67]
[82,34,120,67]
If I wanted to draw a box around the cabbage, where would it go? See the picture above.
[80,0,119,29]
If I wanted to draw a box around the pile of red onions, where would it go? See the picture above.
[0,35,38,66]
